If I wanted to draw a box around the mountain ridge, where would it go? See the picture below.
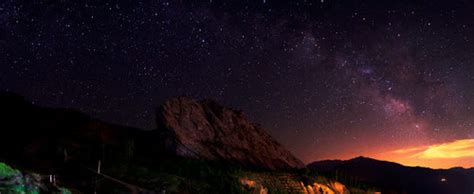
[308,156,474,194]
[0,91,307,192]
[0,92,303,170]
[310,156,474,170]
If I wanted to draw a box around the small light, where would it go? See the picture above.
[441,178,447,182]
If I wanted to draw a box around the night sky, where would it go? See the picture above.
[1,0,474,168]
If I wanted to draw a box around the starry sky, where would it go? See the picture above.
[1,0,474,168]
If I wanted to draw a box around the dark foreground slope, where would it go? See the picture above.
[308,156,474,194]
[0,92,158,192]
[0,92,161,169]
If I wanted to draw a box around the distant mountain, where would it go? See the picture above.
[155,97,304,169]
[308,156,474,194]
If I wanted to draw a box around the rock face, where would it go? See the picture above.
[156,97,304,170]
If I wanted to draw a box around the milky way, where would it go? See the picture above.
[1,0,474,168]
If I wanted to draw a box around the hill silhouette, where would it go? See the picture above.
[308,156,474,194]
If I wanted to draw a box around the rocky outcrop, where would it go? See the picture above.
[240,172,306,193]
[239,172,354,194]
[156,97,304,170]
[0,92,306,192]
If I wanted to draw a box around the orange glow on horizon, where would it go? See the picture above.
[414,139,474,159]
[304,138,474,169]
[376,139,474,169]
